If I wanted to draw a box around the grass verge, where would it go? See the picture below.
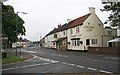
[2,55,25,64]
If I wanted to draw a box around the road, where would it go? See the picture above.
[2,46,120,74]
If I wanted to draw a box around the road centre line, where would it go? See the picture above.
[105,56,120,60]
[37,56,114,74]
[61,62,67,64]
[67,63,75,66]
[86,58,119,64]
[99,70,113,74]
[87,67,97,71]
[76,65,85,68]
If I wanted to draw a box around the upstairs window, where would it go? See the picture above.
[63,31,65,36]
[108,31,112,35]
[54,34,57,38]
[70,29,73,34]
[76,27,79,33]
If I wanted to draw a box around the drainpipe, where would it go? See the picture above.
[102,35,103,47]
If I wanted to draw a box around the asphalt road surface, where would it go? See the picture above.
[2,46,120,74]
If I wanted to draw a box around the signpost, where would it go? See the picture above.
[19,37,23,54]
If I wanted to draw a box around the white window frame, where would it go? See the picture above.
[92,39,98,45]
[76,26,79,33]
[71,39,80,46]
[70,29,73,34]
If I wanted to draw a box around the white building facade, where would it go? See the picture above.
[42,7,117,51]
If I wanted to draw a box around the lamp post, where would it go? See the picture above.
[15,11,27,56]
[37,33,42,47]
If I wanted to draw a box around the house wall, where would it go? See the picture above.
[67,10,104,50]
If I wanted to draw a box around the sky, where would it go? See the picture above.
[4,0,110,41]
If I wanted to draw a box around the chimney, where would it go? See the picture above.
[67,19,72,23]
[58,24,61,28]
[89,7,95,14]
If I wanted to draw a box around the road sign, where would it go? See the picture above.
[19,37,23,42]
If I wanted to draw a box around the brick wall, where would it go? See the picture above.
[88,47,120,55]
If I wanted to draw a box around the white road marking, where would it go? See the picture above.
[86,58,119,64]
[38,57,59,63]
[105,61,120,64]
[20,64,41,68]
[87,67,97,71]
[2,63,52,71]
[76,65,84,68]
[67,63,75,66]
[21,49,37,53]
[2,67,19,71]
[61,62,67,65]
[24,54,37,62]
[99,70,113,74]
[41,63,50,65]
[105,56,120,60]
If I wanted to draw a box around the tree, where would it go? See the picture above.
[2,4,26,48]
[101,1,120,27]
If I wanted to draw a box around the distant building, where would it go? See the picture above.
[41,7,117,51]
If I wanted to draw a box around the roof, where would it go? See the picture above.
[108,38,120,42]
[45,21,74,37]
[45,13,91,37]
[68,14,91,28]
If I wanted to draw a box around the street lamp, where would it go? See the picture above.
[15,11,27,56]
[37,33,42,47]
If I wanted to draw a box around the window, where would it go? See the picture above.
[71,39,80,46]
[63,31,65,36]
[92,39,98,44]
[72,40,74,46]
[86,39,90,45]
[54,34,57,38]
[108,31,112,35]
[70,29,73,34]
[77,40,80,46]
[76,27,79,33]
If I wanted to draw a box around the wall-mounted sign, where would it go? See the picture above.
[84,26,94,31]
[71,34,82,37]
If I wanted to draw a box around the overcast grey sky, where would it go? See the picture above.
[4,0,110,41]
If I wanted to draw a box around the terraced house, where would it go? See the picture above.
[41,7,117,51]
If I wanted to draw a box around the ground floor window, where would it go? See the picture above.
[71,39,80,46]
[86,39,90,45]
[92,39,98,45]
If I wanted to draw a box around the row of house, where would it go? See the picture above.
[40,7,117,51]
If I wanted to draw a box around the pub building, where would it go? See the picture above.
[41,7,117,51]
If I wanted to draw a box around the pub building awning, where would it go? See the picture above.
[107,38,120,47]
[108,38,120,43]
[71,38,80,40]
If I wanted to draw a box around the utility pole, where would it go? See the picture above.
[15,11,27,56]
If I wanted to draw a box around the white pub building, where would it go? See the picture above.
[41,7,117,51]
